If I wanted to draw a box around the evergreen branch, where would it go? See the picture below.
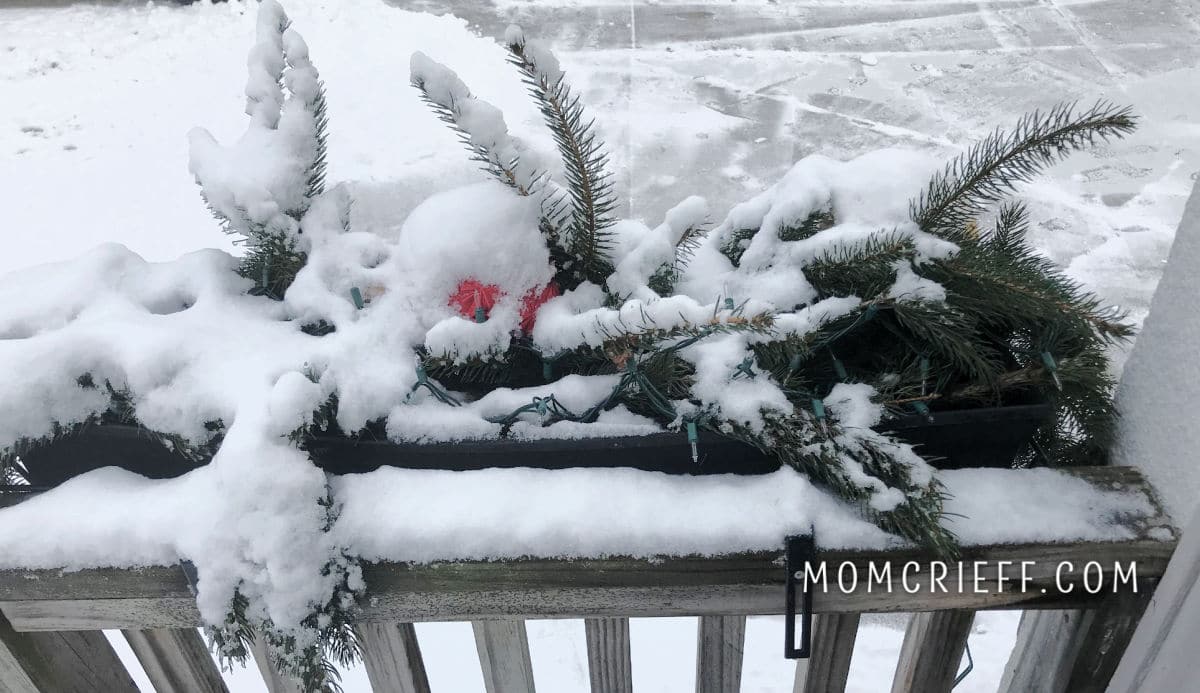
[987,201,1030,253]
[672,224,708,277]
[937,247,1134,343]
[735,413,958,557]
[803,230,916,298]
[410,80,533,196]
[719,228,758,267]
[599,312,775,365]
[779,206,836,242]
[722,207,836,266]
[507,33,618,286]
[911,102,1137,239]
[304,84,329,202]
[888,302,1003,383]
[649,223,708,295]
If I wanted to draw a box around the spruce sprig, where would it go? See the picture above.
[410,80,534,196]
[304,85,330,202]
[802,230,917,299]
[507,34,619,287]
[911,101,1137,240]
[649,223,708,295]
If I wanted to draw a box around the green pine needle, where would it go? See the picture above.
[507,35,619,287]
[911,101,1137,240]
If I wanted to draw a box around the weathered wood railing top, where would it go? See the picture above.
[0,464,1179,693]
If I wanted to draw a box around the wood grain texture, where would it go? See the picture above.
[585,617,632,693]
[890,610,975,693]
[997,609,1086,693]
[0,625,39,693]
[1108,503,1200,693]
[696,615,745,693]
[999,586,1154,693]
[358,621,431,693]
[0,610,137,693]
[472,620,536,693]
[0,541,1174,631]
[792,613,860,693]
[1062,587,1154,692]
[121,628,228,693]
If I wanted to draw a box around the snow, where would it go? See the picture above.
[409,52,546,195]
[1113,178,1200,528]
[3,0,1198,689]
[0,462,1160,573]
[506,24,565,87]
[189,0,326,250]
[824,383,881,431]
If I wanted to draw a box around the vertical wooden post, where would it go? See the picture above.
[1109,505,1200,692]
[122,628,228,693]
[999,588,1153,693]
[695,615,746,693]
[0,610,139,693]
[585,617,632,693]
[357,621,431,693]
[249,634,303,693]
[1062,588,1153,692]
[472,619,537,693]
[997,610,1086,692]
[890,610,974,693]
[793,613,860,693]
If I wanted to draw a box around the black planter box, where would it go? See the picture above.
[12,403,1052,487]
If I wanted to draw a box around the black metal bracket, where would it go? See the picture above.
[180,560,200,598]
[784,532,815,659]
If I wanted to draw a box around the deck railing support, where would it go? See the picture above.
[358,621,432,693]
[696,615,746,693]
[121,628,228,693]
[792,613,860,693]
[890,610,974,693]
[585,617,633,693]
[472,619,537,693]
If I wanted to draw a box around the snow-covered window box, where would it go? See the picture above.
[0,2,1139,689]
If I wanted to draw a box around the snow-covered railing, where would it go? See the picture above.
[0,464,1176,693]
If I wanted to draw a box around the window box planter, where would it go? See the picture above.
[12,402,1053,487]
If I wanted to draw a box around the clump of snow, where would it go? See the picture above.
[683,334,792,434]
[824,383,881,430]
[188,0,325,250]
[410,52,545,195]
[608,196,709,299]
[940,467,1158,544]
[679,150,957,311]
[506,24,564,87]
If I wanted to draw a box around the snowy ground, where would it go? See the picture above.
[4,0,1197,690]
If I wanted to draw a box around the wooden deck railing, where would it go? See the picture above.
[0,465,1177,693]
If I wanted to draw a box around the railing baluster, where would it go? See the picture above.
[122,628,228,693]
[890,610,974,693]
[472,619,537,693]
[585,617,632,693]
[358,621,432,693]
[793,613,860,693]
[696,615,745,693]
